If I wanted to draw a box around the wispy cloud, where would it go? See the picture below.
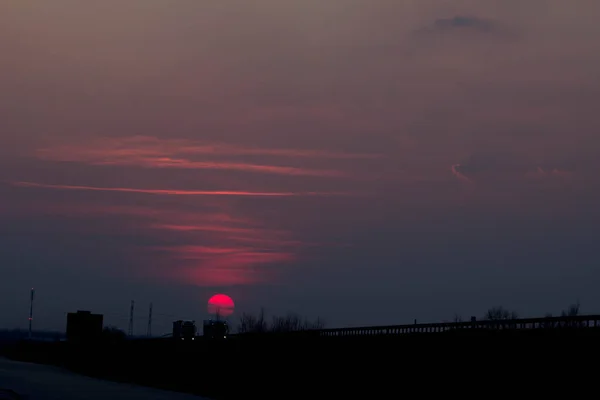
[106,158,346,177]
[451,164,474,184]
[150,223,281,235]
[37,135,382,159]
[11,181,346,197]
[170,246,295,286]
[34,136,381,178]
[164,245,294,263]
[452,158,575,184]
[432,16,499,34]
[143,209,305,286]
[413,14,517,41]
[7,193,310,286]
[531,167,573,178]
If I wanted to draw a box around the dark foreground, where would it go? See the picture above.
[0,357,208,400]
[2,329,598,399]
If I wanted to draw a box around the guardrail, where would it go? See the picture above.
[319,315,600,337]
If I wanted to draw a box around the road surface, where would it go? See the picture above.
[0,358,210,400]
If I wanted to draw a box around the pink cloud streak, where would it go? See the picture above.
[35,136,381,177]
[3,186,314,286]
[37,135,382,159]
[452,164,574,184]
[94,157,345,177]
[11,181,346,197]
[451,164,474,184]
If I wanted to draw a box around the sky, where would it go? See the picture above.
[2,0,600,333]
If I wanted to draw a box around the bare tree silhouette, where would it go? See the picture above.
[101,326,126,343]
[561,301,581,327]
[484,306,518,320]
[271,313,325,332]
[561,301,580,317]
[237,308,324,333]
[237,308,268,333]
[540,313,555,329]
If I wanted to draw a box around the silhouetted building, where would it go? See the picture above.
[203,320,229,339]
[66,310,103,342]
[173,320,196,340]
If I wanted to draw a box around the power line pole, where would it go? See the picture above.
[128,300,135,337]
[28,288,35,340]
[147,303,153,337]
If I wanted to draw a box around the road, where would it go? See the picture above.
[0,358,210,400]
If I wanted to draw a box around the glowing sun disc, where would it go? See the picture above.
[207,294,235,317]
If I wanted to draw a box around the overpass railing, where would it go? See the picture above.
[318,315,600,337]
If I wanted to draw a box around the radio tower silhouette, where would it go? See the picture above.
[147,303,153,337]
[128,300,135,337]
[28,288,35,340]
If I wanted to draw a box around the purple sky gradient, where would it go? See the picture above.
[2,0,600,333]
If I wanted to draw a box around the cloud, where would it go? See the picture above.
[451,164,474,184]
[526,167,573,179]
[139,206,305,286]
[107,158,346,177]
[34,136,381,178]
[451,152,575,184]
[407,13,520,62]
[3,191,309,286]
[412,14,516,41]
[432,16,499,33]
[11,181,347,197]
[151,245,295,286]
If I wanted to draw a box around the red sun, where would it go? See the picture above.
[207,294,235,317]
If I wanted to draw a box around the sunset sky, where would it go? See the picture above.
[2,0,600,333]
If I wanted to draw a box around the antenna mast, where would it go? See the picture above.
[28,288,35,340]
[147,303,153,337]
[128,300,135,337]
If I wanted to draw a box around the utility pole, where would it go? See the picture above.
[128,300,135,337]
[28,288,35,340]
[147,303,153,337]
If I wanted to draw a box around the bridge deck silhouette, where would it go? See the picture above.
[318,314,600,337]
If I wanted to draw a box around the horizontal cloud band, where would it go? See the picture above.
[11,181,349,197]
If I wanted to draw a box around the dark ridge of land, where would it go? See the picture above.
[2,329,598,399]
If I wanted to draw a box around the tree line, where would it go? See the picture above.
[101,301,585,337]
[452,301,582,322]
[236,308,325,334]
